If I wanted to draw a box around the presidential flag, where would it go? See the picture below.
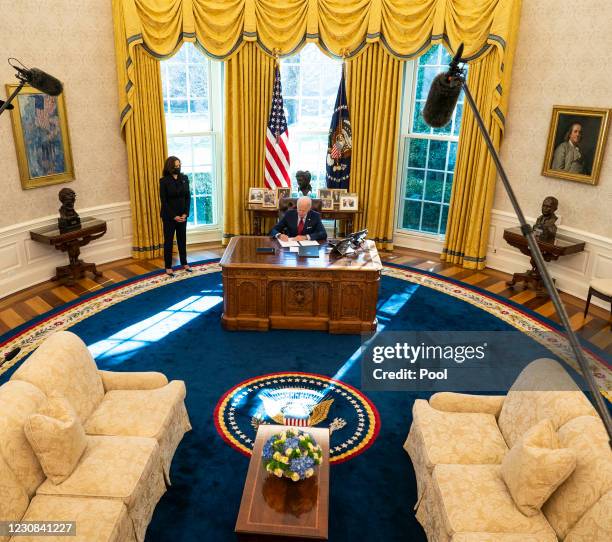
[326,65,351,189]
[264,67,290,189]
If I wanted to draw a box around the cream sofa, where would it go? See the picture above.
[404,358,611,541]
[0,331,191,542]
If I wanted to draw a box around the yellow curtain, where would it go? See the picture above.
[441,51,500,269]
[114,1,521,132]
[441,0,521,269]
[347,44,403,251]
[111,0,523,264]
[223,43,275,241]
[123,46,168,258]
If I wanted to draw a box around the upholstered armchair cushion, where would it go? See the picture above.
[429,393,505,417]
[0,453,29,542]
[98,370,168,392]
[24,395,87,485]
[564,490,612,542]
[404,399,508,500]
[542,415,612,540]
[17,495,136,542]
[497,359,596,447]
[36,435,166,542]
[418,464,557,541]
[0,380,47,497]
[11,331,104,422]
[83,380,190,479]
[501,419,576,516]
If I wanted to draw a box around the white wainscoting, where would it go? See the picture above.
[0,202,132,298]
[394,209,612,309]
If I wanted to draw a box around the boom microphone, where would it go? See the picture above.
[422,43,465,128]
[15,67,63,96]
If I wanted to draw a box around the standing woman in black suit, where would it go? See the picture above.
[159,156,192,277]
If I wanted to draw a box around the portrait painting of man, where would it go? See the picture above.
[542,106,610,185]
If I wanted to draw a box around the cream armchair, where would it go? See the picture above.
[404,358,611,542]
[0,331,191,542]
[11,331,191,481]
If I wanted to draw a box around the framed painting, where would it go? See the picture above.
[6,84,74,189]
[541,105,610,185]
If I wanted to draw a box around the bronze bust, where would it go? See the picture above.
[296,170,312,197]
[534,196,558,241]
[58,187,81,232]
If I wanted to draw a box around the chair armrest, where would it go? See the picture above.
[98,370,169,391]
[429,392,505,417]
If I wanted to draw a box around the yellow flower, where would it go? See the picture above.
[285,448,293,456]
[274,468,283,477]
[305,468,314,478]
[290,472,300,482]
[266,463,273,472]
[273,451,281,461]
[281,456,289,464]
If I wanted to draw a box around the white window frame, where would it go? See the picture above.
[162,47,224,243]
[394,54,461,249]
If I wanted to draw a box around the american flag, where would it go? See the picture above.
[283,417,309,427]
[265,67,290,189]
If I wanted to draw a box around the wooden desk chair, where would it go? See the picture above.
[584,278,612,327]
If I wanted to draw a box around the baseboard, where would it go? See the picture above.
[393,209,612,309]
[0,202,132,298]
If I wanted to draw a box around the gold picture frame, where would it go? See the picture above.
[262,189,278,208]
[541,105,610,185]
[6,84,74,189]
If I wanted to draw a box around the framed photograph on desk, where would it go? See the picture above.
[331,189,347,206]
[249,187,265,204]
[318,189,332,200]
[321,198,334,211]
[262,189,278,208]
[339,194,358,211]
[276,187,291,202]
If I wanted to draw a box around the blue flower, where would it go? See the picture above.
[285,437,300,450]
[263,440,274,460]
[289,456,316,478]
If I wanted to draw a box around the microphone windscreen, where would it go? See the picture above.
[0,99,15,110]
[28,68,63,96]
[422,72,462,128]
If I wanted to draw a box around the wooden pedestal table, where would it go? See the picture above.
[235,425,330,541]
[220,236,382,334]
[503,226,585,297]
[29,217,107,286]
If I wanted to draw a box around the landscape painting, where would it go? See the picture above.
[6,84,74,189]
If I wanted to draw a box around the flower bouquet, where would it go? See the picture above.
[262,428,323,482]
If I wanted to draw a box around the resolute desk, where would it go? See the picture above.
[220,236,382,334]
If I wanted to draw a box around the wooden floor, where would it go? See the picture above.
[1,243,610,354]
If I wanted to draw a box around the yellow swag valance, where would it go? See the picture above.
[113,0,520,132]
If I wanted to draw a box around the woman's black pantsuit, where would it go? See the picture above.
[159,173,191,269]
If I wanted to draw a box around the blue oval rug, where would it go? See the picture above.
[1,261,609,541]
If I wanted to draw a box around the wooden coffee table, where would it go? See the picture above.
[235,425,330,540]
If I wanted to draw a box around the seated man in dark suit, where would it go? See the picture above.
[270,197,327,241]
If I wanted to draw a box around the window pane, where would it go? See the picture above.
[440,205,449,234]
[280,43,342,191]
[412,101,431,134]
[428,140,448,170]
[420,46,439,65]
[407,138,427,169]
[443,173,453,203]
[162,43,219,227]
[402,200,422,230]
[448,141,458,170]
[405,169,425,199]
[398,44,466,236]
[424,170,444,202]
[421,203,441,233]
